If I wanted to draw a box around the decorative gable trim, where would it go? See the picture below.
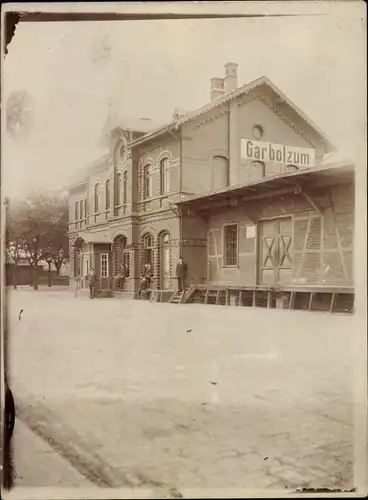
[130,76,336,153]
[256,96,318,149]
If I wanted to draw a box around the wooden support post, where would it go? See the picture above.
[289,291,295,310]
[309,292,314,311]
[216,290,220,305]
[239,291,242,306]
[225,289,229,306]
[252,291,256,308]
[204,290,209,304]
[330,293,336,313]
[267,291,271,308]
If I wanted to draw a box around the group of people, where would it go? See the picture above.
[85,256,188,300]
[137,256,187,299]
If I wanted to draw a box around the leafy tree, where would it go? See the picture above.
[6,191,69,289]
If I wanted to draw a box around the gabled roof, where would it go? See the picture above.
[172,108,188,120]
[101,113,164,138]
[67,154,109,191]
[130,75,337,152]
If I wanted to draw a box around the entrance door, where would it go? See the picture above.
[83,257,89,279]
[258,218,293,285]
[160,233,171,290]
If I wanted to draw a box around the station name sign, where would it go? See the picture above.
[241,139,315,168]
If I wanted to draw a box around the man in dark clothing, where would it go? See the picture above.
[137,276,148,299]
[138,263,153,300]
[86,268,97,299]
[176,256,187,292]
[144,263,153,288]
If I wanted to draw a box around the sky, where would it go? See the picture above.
[2,1,366,199]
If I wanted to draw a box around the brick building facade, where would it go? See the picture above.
[68,62,354,309]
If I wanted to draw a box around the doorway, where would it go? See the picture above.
[160,232,171,290]
[258,217,293,286]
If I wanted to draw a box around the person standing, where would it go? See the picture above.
[86,268,97,299]
[176,256,187,292]
[144,263,153,288]
[144,263,154,301]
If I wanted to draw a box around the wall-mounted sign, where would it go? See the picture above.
[241,139,315,168]
[246,225,256,239]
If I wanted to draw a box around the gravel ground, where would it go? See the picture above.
[7,288,356,493]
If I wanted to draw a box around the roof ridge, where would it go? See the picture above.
[129,75,335,151]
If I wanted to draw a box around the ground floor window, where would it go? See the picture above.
[224,224,238,266]
[100,253,109,278]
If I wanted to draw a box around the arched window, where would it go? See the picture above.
[74,202,79,229]
[212,156,229,190]
[79,200,84,228]
[252,161,265,178]
[143,164,152,199]
[115,173,121,206]
[162,232,170,245]
[160,158,169,195]
[105,179,110,210]
[123,170,127,204]
[94,183,100,212]
[143,234,153,266]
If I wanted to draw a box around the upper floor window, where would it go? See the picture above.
[212,155,229,190]
[160,158,169,195]
[224,224,238,267]
[252,161,265,178]
[75,201,79,222]
[79,200,84,227]
[143,164,152,199]
[252,125,264,140]
[115,173,121,206]
[123,171,127,204]
[84,199,87,222]
[105,179,110,209]
[94,183,100,212]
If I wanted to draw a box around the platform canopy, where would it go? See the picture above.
[175,162,354,214]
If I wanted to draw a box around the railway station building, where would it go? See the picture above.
[68,62,354,312]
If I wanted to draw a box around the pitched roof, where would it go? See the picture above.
[67,154,109,190]
[101,113,163,137]
[130,76,337,152]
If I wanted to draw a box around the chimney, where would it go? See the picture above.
[210,77,225,101]
[224,62,238,93]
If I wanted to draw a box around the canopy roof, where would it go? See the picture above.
[72,232,112,246]
[175,162,354,212]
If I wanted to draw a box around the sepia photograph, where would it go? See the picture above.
[1,1,367,498]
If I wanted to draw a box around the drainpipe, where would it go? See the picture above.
[227,100,231,186]
[179,128,183,257]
